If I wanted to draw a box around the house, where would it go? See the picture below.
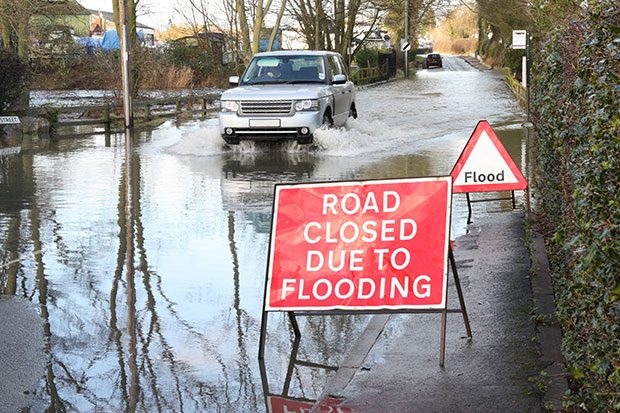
[353,29,392,50]
[30,0,91,37]
[30,2,155,47]
[87,10,155,47]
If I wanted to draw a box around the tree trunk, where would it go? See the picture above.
[334,0,345,51]
[342,0,361,55]
[267,0,287,51]
[236,0,252,62]
[128,0,137,46]
[1,15,11,48]
[16,16,29,110]
[314,0,321,49]
[251,0,264,55]
[17,16,27,60]
[113,0,120,31]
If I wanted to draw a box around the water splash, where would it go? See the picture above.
[166,122,223,156]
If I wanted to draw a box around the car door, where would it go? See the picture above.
[335,55,354,117]
[327,55,347,125]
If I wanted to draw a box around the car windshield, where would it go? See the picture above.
[241,55,327,85]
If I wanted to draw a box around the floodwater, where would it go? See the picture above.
[1,57,527,412]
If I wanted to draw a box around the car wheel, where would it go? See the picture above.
[322,110,333,128]
[349,104,358,119]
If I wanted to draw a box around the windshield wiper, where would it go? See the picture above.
[284,80,326,84]
[244,80,289,85]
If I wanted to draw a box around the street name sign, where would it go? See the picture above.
[0,116,21,125]
[451,120,528,193]
[265,177,452,311]
[512,30,527,49]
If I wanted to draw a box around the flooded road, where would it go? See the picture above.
[0,56,526,412]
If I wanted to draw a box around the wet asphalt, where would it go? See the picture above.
[0,296,46,412]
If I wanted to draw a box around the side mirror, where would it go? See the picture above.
[229,76,240,86]
[333,74,347,84]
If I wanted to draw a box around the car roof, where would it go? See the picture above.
[253,50,342,58]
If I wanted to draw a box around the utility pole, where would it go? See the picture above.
[526,33,531,122]
[118,0,133,130]
[404,0,409,79]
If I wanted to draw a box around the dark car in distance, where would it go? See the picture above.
[424,53,442,69]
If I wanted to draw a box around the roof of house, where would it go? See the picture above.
[88,9,155,31]
[37,0,90,16]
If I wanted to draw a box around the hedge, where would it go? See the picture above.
[531,1,619,410]
[0,47,30,115]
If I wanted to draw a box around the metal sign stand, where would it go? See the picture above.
[464,190,517,224]
[258,247,472,367]
[258,333,340,412]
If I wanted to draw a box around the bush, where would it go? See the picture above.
[504,48,525,76]
[354,48,379,68]
[531,1,620,410]
[163,41,226,84]
[0,47,30,114]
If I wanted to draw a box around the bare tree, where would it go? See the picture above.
[0,0,42,58]
[287,0,387,56]
[384,0,450,48]
[239,0,288,59]
[172,0,288,64]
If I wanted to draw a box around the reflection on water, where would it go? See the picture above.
[260,334,353,413]
[1,71,526,411]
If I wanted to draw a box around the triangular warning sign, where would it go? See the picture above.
[451,120,528,193]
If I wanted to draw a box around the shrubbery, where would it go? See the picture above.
[354,48,379,68]
[0,47,30,114]
[531,1,619,409]
[504,48,525,78]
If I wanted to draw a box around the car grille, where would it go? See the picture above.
[240,100,293,115]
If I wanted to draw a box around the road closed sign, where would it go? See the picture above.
[451,120,528,193]
[265,177,452,311]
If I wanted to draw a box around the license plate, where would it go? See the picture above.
[249,119,280,127]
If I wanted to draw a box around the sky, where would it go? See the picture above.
[77,0,178,29]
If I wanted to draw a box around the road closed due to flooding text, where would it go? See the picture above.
[266,177,452,311]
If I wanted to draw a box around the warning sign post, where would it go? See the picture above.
[451,120,528,223]
[258,177,471,367]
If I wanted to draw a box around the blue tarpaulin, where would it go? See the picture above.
[76,36,102,54]
[100,30,145,51]
[101,30,121,50]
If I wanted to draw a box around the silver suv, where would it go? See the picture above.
[219,51,357,145]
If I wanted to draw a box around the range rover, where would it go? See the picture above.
[219,51,357,145]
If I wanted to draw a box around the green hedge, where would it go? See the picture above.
[354,48,379,68]
[531,1,619,410]
[0,47,30,114]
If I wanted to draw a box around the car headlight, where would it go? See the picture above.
[220,100,239,112]
[294,99,319,112]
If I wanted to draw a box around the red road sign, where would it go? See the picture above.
[265,177,452,311]
[451,120,528,193]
